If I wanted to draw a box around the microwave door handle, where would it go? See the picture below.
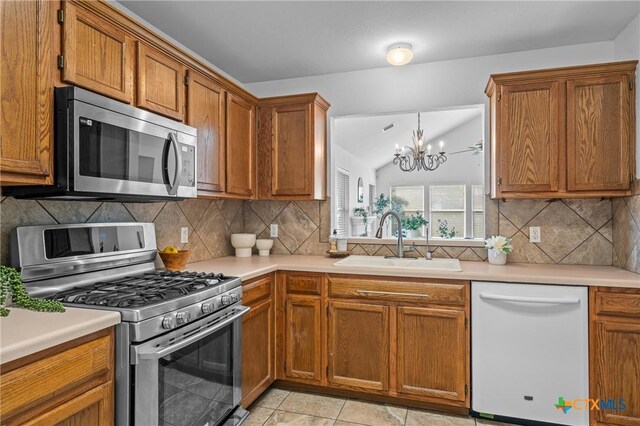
[167,132,182,195]
[133,306,250,363]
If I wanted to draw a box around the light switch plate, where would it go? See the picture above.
[529,226,541,243]
[270,224,278,238]
[181,227,189,244]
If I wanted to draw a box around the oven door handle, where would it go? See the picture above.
[166,132,182,196]
[133,306,250,363]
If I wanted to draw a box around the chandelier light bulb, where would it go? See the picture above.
[439,140,445,151]
[427,144,432,154]
[386,43,414,66]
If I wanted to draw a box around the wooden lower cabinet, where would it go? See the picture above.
[276,272,470,410]
[590,287,640,425]
[328,300,389,391]
[396,306,467,402]
[241,274,275,407]
[0,328,114,425]
[283,294,322,383]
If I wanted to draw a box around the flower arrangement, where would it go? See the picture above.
[484,235,513,265]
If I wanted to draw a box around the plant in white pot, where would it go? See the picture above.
[402,212,428,239]
[484,235,513,265]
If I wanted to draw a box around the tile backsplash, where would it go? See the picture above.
[1,188,637,271]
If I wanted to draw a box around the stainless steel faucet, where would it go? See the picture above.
[424,222,432,260]
[375,211,414,258]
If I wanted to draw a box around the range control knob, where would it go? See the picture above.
[162,316,176,329]
[201,302,215,315]
[176,311,191,325]
[230,293,240,303]
[220,295,231,306]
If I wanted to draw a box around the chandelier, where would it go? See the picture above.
[393,113,447,172]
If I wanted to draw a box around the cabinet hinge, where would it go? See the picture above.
[497,93,502,101]
[184,75,190,86]
[57,9,64,24]
[57,55,64,69]
[497,177,502,186]
[465,384,468,395]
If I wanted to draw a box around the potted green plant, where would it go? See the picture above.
[0,266,65,316]
[484,235,513,265]
[353,207,370,237]
[437,219,457,239]
[402,212,428,238]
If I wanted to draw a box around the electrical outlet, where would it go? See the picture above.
[529,226,541,243]
[181,227,189,244]
[270,224,278,238]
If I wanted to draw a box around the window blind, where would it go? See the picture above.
[335,170,350,237]
[429,185,465,238]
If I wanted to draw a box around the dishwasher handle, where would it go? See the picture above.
[479,293,582,305]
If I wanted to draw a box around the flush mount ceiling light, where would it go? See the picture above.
[386,43,413,66]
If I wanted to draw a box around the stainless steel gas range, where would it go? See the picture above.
[11,222,249,426]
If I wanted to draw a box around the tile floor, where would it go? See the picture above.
[246,388,514,426]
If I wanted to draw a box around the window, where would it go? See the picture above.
[472,184,484,239]
[335,169,350,237]
[390,185,425,236]
[429,185,465,238]
[368,184,376,213]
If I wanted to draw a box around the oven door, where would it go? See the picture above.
[131,305,249,426]
[71,101,196,199]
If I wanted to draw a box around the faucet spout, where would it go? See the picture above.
[376,211,405,258]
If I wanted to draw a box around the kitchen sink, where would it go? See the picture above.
[333,255,462,272]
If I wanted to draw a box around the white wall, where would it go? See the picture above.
[376,115,484,199]
[333,144,377,209]
[614,14,640,176]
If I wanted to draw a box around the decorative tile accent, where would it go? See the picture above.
[124,202,166,223]
[273,203,317,253]
[38,200,101,224]
[87,202,135,223]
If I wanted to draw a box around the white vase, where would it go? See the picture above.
[406,229,420,239]
[488,249,507,265]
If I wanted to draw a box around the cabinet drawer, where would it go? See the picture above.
[285,273,322,295]
[0,335,112,420]
[329,276,466,306]
[594,289,640,317]
[243,276,272,306]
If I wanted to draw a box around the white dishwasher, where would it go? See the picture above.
[471,282,589,426]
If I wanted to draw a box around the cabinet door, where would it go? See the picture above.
[136,42,184,120]
[272,103,312,196]
[567,75,632,191]
[499,81,560,193]
[397,306,467,402]
[226,93,255,197]
[242,298,274,405]
[592,320,640,425]
[328,300,389,392]
[284,295,322,382]
[186,71,226,194]
[62,2,134,103]
[24,381,113,426]
[1,0,53,185]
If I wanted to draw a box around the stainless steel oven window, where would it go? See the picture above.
[132,306,248,426]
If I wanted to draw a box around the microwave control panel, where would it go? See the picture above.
[180,144,196,187]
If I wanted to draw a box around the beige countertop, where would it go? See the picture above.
[189,255,640,288]
[0,307,120,365]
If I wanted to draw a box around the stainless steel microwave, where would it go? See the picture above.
[5,86,197,201]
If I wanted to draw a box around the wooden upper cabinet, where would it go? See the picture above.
[396,306,467,402]
[186,70,226,195]
[0,0,54,185]
[136,42,184,120]
[284,294,322,383]
[486,61,636,199]
[499,81,560,193]
[257,93,330,200]
[328,300,390,392]
[226,92,255,198]
[567,75,632,191]
[61,1,134,104]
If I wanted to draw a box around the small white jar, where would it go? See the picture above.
[488,249,507,265]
